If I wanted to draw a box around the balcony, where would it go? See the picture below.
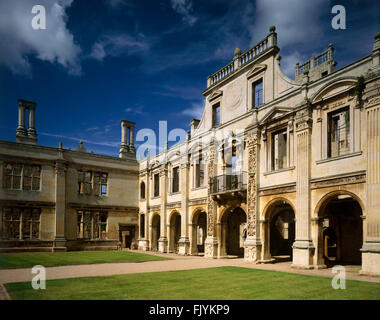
[210,172,248,195]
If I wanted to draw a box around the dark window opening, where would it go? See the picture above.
[252,79,263,108]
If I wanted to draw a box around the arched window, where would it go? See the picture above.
[140,182,146,199]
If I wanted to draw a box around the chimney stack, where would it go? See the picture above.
[16,99,37,145]
[119,120,136,158]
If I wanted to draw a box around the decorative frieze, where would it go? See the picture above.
[246,131,258,237]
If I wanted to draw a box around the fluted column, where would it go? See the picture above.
[27,105,37,137]
[361,73,380,276]
[16,103,26,136]
[178,160,190,255]
[292,106,314,268]
[158,165,168,252]
[129,123,135,152]
[244,128,262,262]
[204,139,218,258]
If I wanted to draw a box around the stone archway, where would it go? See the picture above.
[220,207,247,258]
[262,199,295,262]
[169,211,181,253]
[151,213,160,251]
[316,192,363,266]
[191,210,207,255]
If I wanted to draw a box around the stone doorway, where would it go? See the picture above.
[220,207,247,257]
[318,194,363,266]
[119,224,137,249]
[151,214,160,251]
[169,212,181,253]
[191,211,207,255]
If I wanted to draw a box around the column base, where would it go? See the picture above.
[291,240,314,269]
[138,239,149,251]
[158,237,168,253]
[360,241,380,276]
[204,237,218,258]
[244,237,262,262]
[178,237,190,255]
[52,237,67,252]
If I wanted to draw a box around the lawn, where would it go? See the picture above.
[5,266,380,300]
[0,250,169,269]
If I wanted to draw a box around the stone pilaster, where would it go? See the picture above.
[178,161,190,255]
[361,72,380,276]
[292,105,314,268]
[158,165,168,252]
[204,139,218,258]
[244,129,262,262]
[53,160,67,252]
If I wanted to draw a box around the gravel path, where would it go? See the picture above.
[0,251,379,300]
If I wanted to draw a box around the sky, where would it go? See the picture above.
[0,0,379,159]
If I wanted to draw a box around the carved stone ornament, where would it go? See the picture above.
[246,132,258,236]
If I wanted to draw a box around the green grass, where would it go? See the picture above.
[0,251,169,269]
[5,266,380,300]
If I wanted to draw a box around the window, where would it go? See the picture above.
[195,154,204,188]
[78,170,108,196]
[172,167,179,193]
[252,79,263,108]
[153,173,160,197]
[140,214,145,238]
[212,103,220,127]
[271,129,287,170]
[328,107,350,158]
[2,207,40,240]
[77,211,107,239]
[3,163,40,190]
[140,182,146,199]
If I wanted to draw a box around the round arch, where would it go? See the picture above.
[262,197,296,262]
[168,210,181,253]
[314,190,364,267]
[190,208,207,255]
[219,206,247,258]
[150,212,161,251]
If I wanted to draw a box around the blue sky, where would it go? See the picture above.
[0,0,379,158]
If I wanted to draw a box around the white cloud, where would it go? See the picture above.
[252,0,327,48]
[170,0,197,26]
[0,0,81,75]
[90,34,150,61]
[181,101,204,119]
[280,51,304,78]
[125,104,145,115]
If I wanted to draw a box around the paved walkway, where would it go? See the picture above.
[0,251,379,300]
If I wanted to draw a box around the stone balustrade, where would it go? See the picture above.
[206,27,276,89]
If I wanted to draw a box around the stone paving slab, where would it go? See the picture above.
[0,251,379,300]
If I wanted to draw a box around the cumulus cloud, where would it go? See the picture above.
[90,34,150,61]
[0,0,81,76]
[170,0,197,26]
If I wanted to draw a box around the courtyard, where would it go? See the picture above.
[0,251,379,300]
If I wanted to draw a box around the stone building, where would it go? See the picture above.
[0,102,139,252]
[137,27,380,276]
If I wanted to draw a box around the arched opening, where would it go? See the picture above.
[191,210,207,255]
[140,182,145,199]
[318,193,363,266]
[151,214,160,251]
[269,203,295,261]
[263,199,295,262]
[169,212,181,253]
[220,207,247,257]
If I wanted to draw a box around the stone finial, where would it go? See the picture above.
[76,141,87,152]
[375,32,380,40]
[269,25,276,33]
[234,47,242,57]
[59,141,63,149]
